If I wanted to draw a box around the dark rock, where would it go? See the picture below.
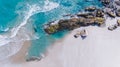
[101,0,110,6]
[62,14,72,17]
[77,13,88,17]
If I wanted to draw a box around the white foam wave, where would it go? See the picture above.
[11,0,59,38]
[0,0,59,60]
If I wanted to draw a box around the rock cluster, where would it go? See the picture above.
[44,6,106,34]
[43,0,120,34]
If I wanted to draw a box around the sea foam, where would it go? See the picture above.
[0,0,59,60]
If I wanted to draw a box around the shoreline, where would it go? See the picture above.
[10,41,31,63]
[1,0,120,67]
[8,17,120,67]
[1,16,120,67]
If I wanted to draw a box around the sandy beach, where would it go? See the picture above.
[1,17,120,67]
[1,0,120,67]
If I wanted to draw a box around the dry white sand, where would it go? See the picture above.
[1,17,120,67]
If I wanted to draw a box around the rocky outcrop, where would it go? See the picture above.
[43,0,120,34]
[44,15,105,34]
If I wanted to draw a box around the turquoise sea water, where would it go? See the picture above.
[0,0,103,59]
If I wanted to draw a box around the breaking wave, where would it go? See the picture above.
[0,0,59,60]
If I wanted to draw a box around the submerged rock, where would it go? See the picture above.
[85,6,96,12]
[101,0,110,6]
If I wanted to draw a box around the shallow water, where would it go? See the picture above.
[0,0,102,60]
